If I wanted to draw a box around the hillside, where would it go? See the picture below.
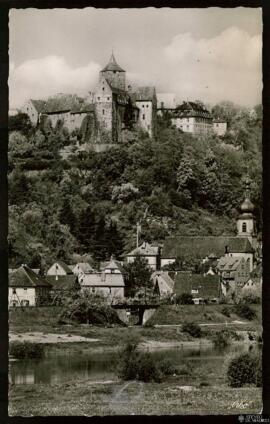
[8,106,262,269]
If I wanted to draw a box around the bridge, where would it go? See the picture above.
[111,302,160,325]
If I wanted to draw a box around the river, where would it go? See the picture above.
[9,343,259,386]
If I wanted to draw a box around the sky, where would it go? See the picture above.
[9,7,262,109]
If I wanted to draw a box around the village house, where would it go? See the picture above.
[171,101,213,136]
[20,99,46,126]
[217,256,250,300]
[174,272,221,304]
[151,271,175,298]
[9,265,52,307]
[79,272,125,299]
[161,179,258,272]
[46,261,74,277]
[125,242,161,271]
[240,262,262,299]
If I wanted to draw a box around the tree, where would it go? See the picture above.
[59,198,77,234]
[9,113,33,135]
[123,256,153,297]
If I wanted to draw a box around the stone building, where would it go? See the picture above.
[212,118,227,136]
[21,53,157,143]
[156,93,176,116]
[171,101,213,136]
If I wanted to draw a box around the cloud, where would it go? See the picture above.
[9,55,101,108]
[162,27,262,106]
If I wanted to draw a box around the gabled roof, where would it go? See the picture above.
[80,272,125,287]
[47,261,74,275]
[126,242,159,257]
[30,99,46,113]
[217,256,243,272]
[101,53,125,72]
[174,273,220,298]
[100,258,124,274]
[162,236,254,260]
[132,87,156,102]
[174,101,212,118]
[42,94,92,114]
[45,275,78,290]
[151,271,174,292]
[73,262,94,274]
[9,265,52,288]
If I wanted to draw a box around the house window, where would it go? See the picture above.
[107,97,110,101]
[242,222,247,233]
[102,109,105,115]
[142,114,145,120]
[12,288,16,294]
[109,288,112,294]
[102,87,105,91]
[146,104,149,108]
[24,288,27,291]
[142,105,144,108]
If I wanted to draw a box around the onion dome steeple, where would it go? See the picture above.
[237,176,256,239]
[240,176,255,215]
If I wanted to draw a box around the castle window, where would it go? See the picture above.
[102,87,105,91]
[242,222,247,233]
[142,114,145,120]
[107,97,110,101]
[146,105,149,108]
[142,105,144,108]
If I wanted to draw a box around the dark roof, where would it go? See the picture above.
[132,87,156,101]
[42,94,92,114]
[126,242,159,257]
[162,236,254,260]
[9,265,52,288]
[175,101,212,118]
[217,256,243,272]
[174,273,220,298]
[45,275,77,290]
[101,53,125,72]
[30,100,46,113]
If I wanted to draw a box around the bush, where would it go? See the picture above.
[221,306,232,317]
[176,293,193,305]
[118,342,176,383]
[240,294,261,305]
[182,322,202,338]
[234,304,256,320]
[212,331,231,348]
[227,352,262,387]
[9,341,45,359]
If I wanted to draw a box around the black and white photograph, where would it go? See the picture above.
[8,6,263,416]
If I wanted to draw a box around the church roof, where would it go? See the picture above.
[162,236,254,260]
[42,94,92,114]
[101,53,125,72]
[174,273,220,298]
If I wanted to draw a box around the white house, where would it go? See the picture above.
[9,265,52,307]
[79,272,125,299]
[125,242,160,270]
[46,261,74,277]
[212,119,227,136]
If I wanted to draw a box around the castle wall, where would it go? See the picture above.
[21,101,39,126]
[136,101,153,137]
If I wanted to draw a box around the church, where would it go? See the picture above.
[21,53,157,143]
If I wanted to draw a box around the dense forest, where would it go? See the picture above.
[8,101,262,269]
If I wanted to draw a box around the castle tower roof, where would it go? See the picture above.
[101,53,125,72]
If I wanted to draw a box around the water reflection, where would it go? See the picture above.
[9,343,258,386]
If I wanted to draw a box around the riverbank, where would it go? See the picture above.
[9,378,262,416]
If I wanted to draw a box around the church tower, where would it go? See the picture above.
[99,52,126,91]
[237,177,256,242]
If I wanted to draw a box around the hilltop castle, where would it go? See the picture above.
[21,53,157,143]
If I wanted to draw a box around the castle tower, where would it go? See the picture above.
[99,52,126,91]
[237,177,256,242]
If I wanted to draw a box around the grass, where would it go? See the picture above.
[9,379,262,416]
